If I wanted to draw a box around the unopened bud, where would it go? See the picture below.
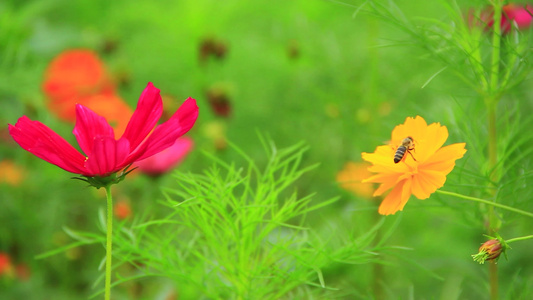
[472,238,508,264]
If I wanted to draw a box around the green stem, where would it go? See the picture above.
[487,104,498,185]
[506,235,533,244]
[489,3,502,96]
[104,185,113,300]
[435,190,533,218]
[487,2,503,298]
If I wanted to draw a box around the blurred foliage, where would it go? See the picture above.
[1,0,533,299]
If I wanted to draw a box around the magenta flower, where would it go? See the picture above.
[134,136,193,175]
[8,82,198,180]
[473,3,533,34]
[502,4,533,32]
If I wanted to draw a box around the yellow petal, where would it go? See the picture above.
[362,145,394,164]
[378,179,412,215]
[363,146,412,173]
[422,143,467,174]
[391,116,428,143]
[363,172,400,184]
[411,169,446,199]
[374,179,399,196]
[415,123,448,162]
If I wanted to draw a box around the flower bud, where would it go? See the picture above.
[472,238,508,264]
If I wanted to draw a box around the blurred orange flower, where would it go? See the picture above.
[114,201,132,220]
[41,49,133,134]
[361,116,466,215]
[77,93,132,137]
[336,162,374,199]
[42,49,115,104]
[0,160,25,186]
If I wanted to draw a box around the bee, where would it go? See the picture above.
[394,136,416,164]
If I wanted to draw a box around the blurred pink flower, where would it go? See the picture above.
[134,137,193,175]
[501,4,533,32]
[473,3,533,33]
[9,83,198,178]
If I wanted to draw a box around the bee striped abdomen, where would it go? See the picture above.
[394,146,407,164]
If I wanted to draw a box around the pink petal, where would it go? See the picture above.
[8,116,86,174]
[128,97,198,163]
[120,82,163,150]
[84,136,130,176]
[134,136,193,175]
[73,104,115,156]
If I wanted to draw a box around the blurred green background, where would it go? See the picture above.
[1,0,533,299]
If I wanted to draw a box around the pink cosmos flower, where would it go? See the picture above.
[133,136,193,175]
[501,4,533,32]
[8,82,198,178]
[473,3,533,34]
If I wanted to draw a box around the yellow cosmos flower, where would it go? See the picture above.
[361,116,467,215]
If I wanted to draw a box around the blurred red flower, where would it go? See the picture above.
[133,136,194,175]
[0,252,13,276]
[9,83,198,177]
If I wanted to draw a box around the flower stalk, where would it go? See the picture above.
[487,1,504,298]
[506,235,533,244]
[435,190,533,219]
[104,185,113,300]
